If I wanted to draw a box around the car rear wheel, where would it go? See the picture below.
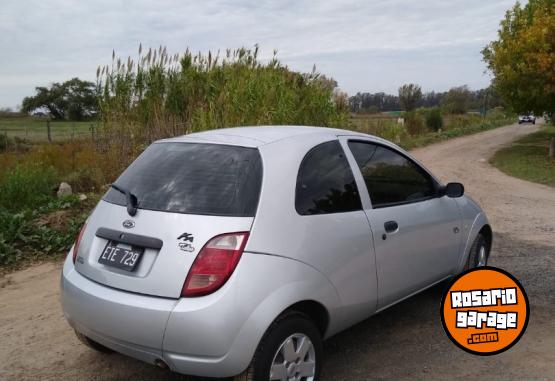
[74,330,114,353]
[465,233,489,270]
[234,312,322,381]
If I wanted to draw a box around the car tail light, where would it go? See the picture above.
[72,223,87,264]
[181,232,249,297]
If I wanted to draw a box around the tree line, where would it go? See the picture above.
[349,85,505,114]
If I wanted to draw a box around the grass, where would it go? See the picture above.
[400,115,516,150]
[0,113,513,148]
[0,117,96,143]
[490,125,555,187]
[347,112,515,150]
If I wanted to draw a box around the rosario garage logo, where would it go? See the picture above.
[441,267,529,355]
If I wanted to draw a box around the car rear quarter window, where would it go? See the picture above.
[103,142,262,217]
[295,140,362,215]
[348,141,435,208]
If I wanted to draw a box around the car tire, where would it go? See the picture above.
[464,233,489,270]
[234,312,322,381]
[74,330,114,353]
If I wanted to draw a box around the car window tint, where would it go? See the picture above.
[103,142,262,216]
[348,141,435,207]
[296,140,362,215]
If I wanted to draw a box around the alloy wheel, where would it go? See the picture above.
[269,333,316,381]
[477,246,487,267]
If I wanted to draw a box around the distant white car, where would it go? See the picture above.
[61,126,492,380]
[518,115,535,124]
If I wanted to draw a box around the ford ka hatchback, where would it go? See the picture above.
[61,126,492,380]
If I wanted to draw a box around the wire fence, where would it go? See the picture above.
[0,120,99,144]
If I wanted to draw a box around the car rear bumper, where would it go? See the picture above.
[61,253,176,363]
[61,249,340,377]
[60,253,257,377]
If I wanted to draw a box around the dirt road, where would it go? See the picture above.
[1,123,554,380]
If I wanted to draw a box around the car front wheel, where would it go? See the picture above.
[465,233,489,269]
[235,312,322,381]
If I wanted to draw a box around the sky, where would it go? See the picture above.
[0,0,516,109]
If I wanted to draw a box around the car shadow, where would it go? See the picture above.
[320,281,451,380]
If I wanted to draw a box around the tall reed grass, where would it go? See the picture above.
[96,45,348,168]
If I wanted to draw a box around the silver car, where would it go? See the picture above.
[61,126,491,380]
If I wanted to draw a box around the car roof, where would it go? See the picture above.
[158,125,383,147]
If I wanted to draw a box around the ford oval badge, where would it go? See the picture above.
[122,220,135,229]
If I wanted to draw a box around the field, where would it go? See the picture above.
[0,117,96,143]
[490,124,555,187]
[347,111,515,149]
[1,113,515,149]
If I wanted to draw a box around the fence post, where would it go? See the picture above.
[46,120,52,142]
[2,126,7,151]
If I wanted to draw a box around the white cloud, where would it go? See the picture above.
[0,0,514,108]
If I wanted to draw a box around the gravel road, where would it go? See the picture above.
[1,122,554,380]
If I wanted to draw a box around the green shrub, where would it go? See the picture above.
[0,165,59,212]
[23,218,82,255]
[0,195,87,267]
[426,108,443,132]
[0,209,26,266]
[0,238,21,266]
[0,209,27,242]
[404,111,425,136]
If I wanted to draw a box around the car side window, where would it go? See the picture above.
[348,141,436,208]
[296,140,362,215]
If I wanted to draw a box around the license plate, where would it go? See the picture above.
[98,241,144,271]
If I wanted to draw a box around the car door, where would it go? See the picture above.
[292,140,379,325]
[341,139,462,310]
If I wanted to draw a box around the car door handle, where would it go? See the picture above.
[384,221,399,233]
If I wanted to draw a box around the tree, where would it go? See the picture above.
[442,85,472,114]
[348,92,400,113]
[398,84,422,111]
[482,0,555,118]
[21,78,98,120]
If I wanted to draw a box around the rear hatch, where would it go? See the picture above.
[74,142,262,298]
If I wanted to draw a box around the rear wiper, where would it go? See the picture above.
[110,183,139,216]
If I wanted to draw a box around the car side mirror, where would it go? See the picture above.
[441,182,464,198]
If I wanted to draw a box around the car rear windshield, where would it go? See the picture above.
[103,142,263,217]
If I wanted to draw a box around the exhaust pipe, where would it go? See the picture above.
[154,359,169,370]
